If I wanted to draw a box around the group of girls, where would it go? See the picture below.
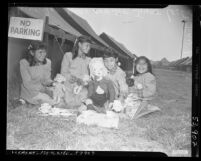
[19,35,157,117]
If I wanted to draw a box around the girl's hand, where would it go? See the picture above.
[82,75,90,86]
[52,82,56,86]
[83,75,90,82]
[85,98,93,105]
[134,81,143,90]
[136,83,143,90]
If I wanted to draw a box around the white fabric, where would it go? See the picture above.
[112,100,124,112]
[19,99,26,104]
[76,110,119,129]
[123,93,141,119]
[112,94,140,113]
[96,86,105,94]
[54,74,66,83]
[39,103,75,117]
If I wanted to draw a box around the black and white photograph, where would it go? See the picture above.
[7,5,196,157]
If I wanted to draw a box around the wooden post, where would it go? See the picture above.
[133,58,135,74]
[180,20,186,59]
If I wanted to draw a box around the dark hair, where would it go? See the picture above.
[103,50,118,59]
[72,35,92,60]
[133,56,153,76]
[25,41,47,66]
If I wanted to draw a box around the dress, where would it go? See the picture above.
[125,72,157,119]
[20,58,53,104]
[60,52,91,107]
[133,72,156,100]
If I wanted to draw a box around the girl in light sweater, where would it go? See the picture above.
[128,56,158,118]
[20,41,56,105]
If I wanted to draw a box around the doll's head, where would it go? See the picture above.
[54,74,66,83]
[89,58,108,81]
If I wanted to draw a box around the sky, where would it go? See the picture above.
[68,5,192,61]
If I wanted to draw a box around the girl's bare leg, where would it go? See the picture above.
[32,93,57,106]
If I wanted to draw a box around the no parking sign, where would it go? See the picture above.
[8,16,45,41]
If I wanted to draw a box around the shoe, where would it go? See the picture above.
[10,99,25,109]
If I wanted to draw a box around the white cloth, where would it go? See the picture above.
[39,103,75,117]
[54,74,66,83]
[123,93,141,119]
[76,110,119,129]
[112,100,124,112]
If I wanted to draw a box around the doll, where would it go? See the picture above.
[52,74,66,104]
[84,58,116,113]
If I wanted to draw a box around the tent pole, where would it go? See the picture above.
[54,36,65,56]
[44,16,49,57]
[133,58,135,74]
[180,20,186,59]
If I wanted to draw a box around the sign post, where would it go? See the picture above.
[8,17,45,41]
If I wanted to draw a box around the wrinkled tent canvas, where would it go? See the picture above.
[100,32,136,59]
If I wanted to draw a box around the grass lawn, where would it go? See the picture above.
[6,68,192,156]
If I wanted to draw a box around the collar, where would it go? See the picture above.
[35,62,43,66]
[108,65,118,75]
[94,77,103,82]
[78,53,86,59]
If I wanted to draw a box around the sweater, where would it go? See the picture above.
[134,72,156,100]
[61,52,91,81]
[105,66,128,98]
[20,58,52,104]
[88,78,115,107]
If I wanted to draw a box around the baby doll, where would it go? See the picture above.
[52,74,66,104]
[84,58,116,113]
